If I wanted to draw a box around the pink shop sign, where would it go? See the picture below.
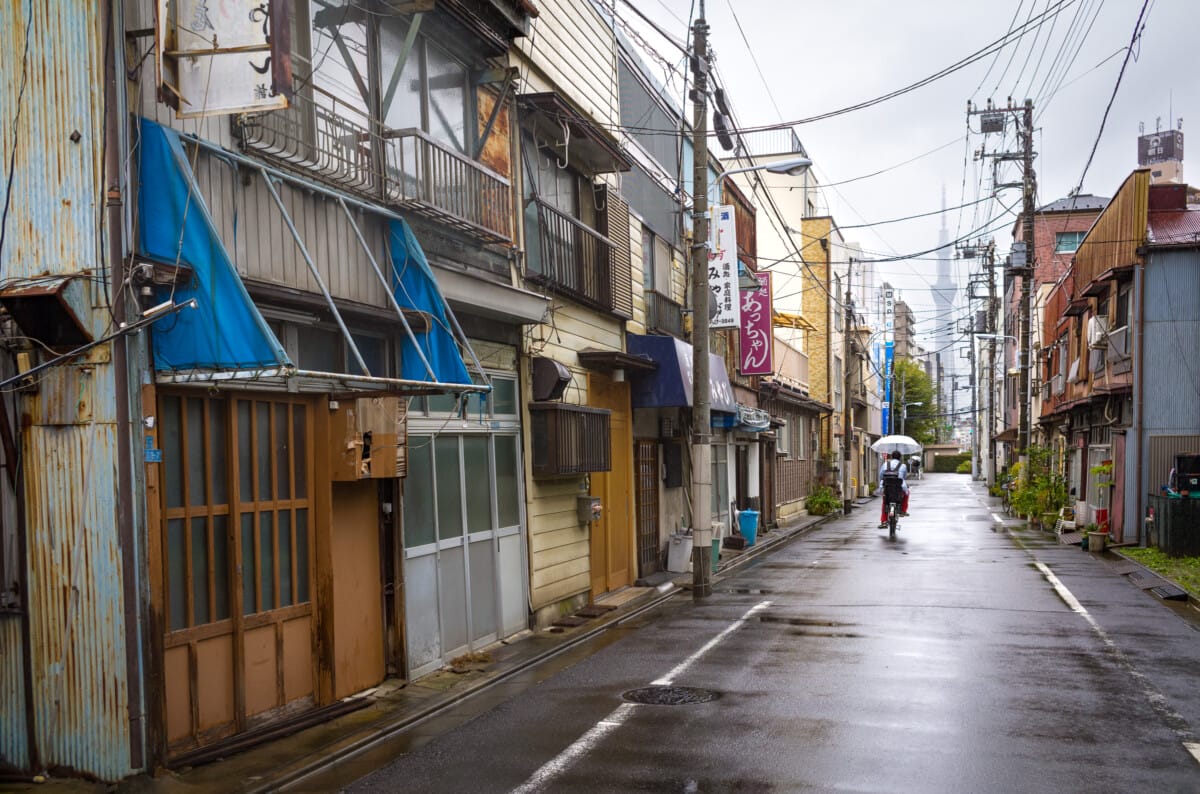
[738,271,773,376]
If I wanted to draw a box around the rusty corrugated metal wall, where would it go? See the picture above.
[1074,170,1149,286]
[0,614,29,769]
[0,0,134,780]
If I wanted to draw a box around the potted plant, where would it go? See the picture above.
[1090,461,1114,486]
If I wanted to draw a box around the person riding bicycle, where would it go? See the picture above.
[908,454,922,480]
[878,450,910,528]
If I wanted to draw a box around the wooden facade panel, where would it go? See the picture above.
[518,0,618,129]
[539,302,624,353]
[282,617,313,703]
[525,298,622,611]
[242,626,277,717]
[330,481,384,699]
[195,635,235,730]
[529,524,591,554]
[188,155,391,308]
[164,646,191,743]
[530,555,591,592]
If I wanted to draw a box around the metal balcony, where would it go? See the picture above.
[382,127,512,244]
[644,290,684,338]
[239,88,512,245]
[527,199,614,311]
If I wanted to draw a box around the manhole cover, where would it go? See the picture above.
[621,686,718,706]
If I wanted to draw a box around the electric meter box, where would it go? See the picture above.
[577,495,602,524]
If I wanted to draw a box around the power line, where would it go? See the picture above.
[1071,0,1151,195]
[609,0,1078,139]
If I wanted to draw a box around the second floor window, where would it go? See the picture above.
[641,225,672,294]
[1055,231,1086,253]
[380,18,469,153]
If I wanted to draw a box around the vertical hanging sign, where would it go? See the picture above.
[738,271,773,376]
[157,0,294,118]
[708,205,741,328]
[882,286,895,433]
[882,340,895,434]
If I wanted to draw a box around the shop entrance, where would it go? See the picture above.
[153,392,315,754]
[634,439,660,577]
[589,375,633,597]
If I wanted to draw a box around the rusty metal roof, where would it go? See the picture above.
[1148,208,1200,247]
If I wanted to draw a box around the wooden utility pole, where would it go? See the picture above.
[967,98,1037,461]
[1018,99,1036,455]
[689,8,712,599]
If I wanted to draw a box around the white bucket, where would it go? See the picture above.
[666,531,694,573]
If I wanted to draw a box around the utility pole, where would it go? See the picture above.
[967,98,1037,459]
[986,239,998,486]
[1017,98,1035,456]
[898,369,907,436]
[689,8,712,599]
[843,263,854,514]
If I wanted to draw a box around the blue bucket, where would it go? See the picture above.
[738,510,760,546]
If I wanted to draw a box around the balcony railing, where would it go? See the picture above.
[382,128,512,244]
[240,87,375,193]
[240,88,512,245]
[527,198,614,311]
[645,290,684,338]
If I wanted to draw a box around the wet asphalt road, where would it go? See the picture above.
[305,474,1200,792]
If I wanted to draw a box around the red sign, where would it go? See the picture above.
[738,271,773,376]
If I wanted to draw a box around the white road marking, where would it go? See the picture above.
[1035,562,1200,766]
[511,600,772,793]
[652,600,771,686]
[1185,743,1200,764]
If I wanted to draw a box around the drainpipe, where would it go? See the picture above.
[104,0,146,769]
[1132,258,1145,545]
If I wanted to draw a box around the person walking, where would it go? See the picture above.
[878,450,910,528]
[909,454,922,480]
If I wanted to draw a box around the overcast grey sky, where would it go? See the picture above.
[619,0,1194,342]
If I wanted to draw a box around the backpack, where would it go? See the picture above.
[881,460,905,500]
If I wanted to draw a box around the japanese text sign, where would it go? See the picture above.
[708,205,741,329]
[738,271,773,376]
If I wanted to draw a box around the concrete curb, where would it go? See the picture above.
[1110,549,1200,610]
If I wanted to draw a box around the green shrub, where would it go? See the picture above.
[805,485,842,516]
[1008,445,1068,519]
[956,459,972,474]
[932,453,971,473]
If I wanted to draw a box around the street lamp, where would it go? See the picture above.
[689,154,812,599]
[900,401,923,435]
[707,156,813,208]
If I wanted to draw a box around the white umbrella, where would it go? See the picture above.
[871,434,922,455]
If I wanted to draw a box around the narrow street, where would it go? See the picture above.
[277,473,1200,792]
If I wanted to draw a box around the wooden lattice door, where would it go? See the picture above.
[635,440,660,577]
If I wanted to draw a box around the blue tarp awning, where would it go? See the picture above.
[626,334,736,413]
[137,118,474,388]
[387,219,471,385]
[138,118,289,372]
